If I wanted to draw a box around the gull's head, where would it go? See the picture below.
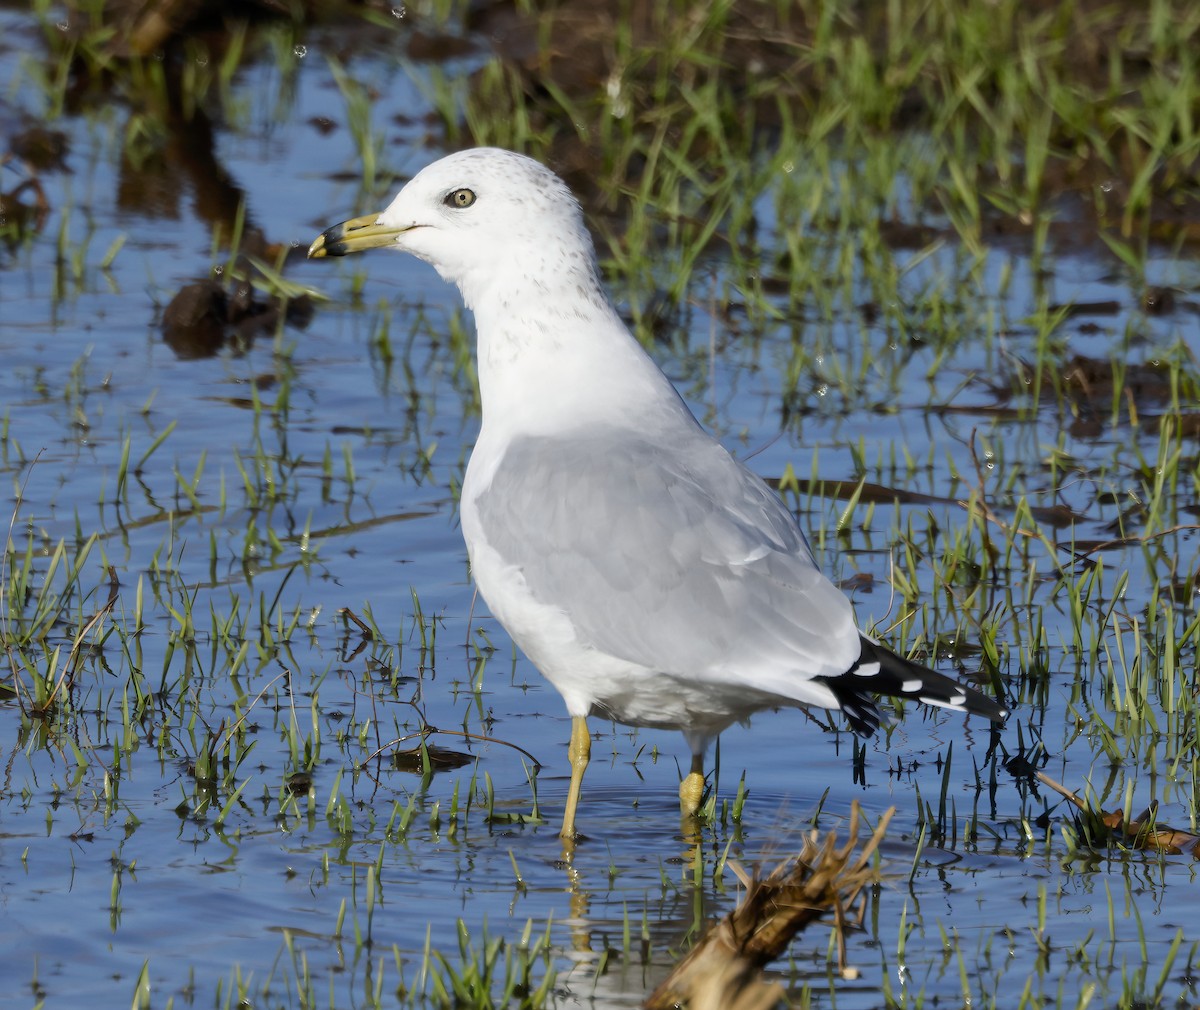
[308,148,597,306]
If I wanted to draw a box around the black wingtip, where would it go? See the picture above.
[820,635,1008,736]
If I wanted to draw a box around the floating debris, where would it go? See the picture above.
[1039,773,1200,859]
[645,803,894,1010]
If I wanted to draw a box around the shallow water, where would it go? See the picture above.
[2,6,1199,1008]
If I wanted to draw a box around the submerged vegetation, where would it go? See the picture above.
[2,0,1199,1006]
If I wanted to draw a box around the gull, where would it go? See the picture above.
[309,148,1007,839]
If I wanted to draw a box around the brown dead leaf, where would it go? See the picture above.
[1038,773,1200,858]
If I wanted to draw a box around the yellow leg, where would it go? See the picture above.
[561,716,591,839]
[679,753,706,816]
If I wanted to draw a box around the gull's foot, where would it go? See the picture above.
[679,770,706,816]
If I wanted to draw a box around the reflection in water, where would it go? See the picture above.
[554,828,699,1008]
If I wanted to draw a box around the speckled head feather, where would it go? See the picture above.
[374,148,599,310]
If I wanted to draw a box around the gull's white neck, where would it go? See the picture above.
[463,259,695,444]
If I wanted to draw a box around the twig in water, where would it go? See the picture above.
[645,802,894,1010]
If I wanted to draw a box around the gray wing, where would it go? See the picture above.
[471,428,861,697]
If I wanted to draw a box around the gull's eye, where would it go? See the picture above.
[444,188,476,209]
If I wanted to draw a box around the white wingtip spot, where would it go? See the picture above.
[918,694,968,710]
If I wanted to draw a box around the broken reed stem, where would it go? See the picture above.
[644,802,895,1010]
[1037,772,1200,858]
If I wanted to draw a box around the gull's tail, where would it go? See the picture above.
[819,635,1009,736]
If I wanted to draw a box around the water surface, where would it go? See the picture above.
[2,6,1199,1007]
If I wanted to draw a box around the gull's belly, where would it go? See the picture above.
[462,497,776,735]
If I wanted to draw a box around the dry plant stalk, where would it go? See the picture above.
[1038,772,1200,859]
[644,802,894,1010]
